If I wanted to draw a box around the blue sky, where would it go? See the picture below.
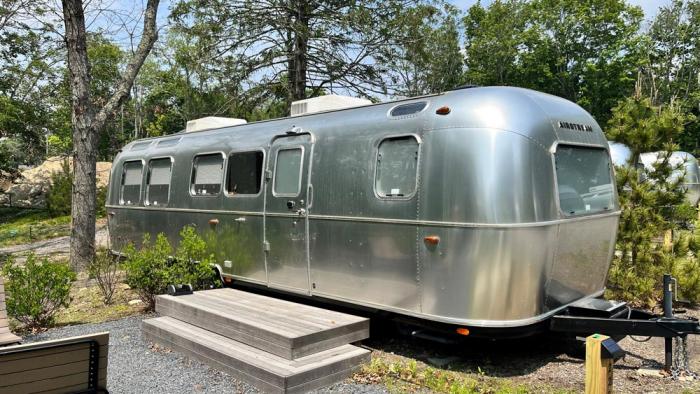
[447,0,669,21]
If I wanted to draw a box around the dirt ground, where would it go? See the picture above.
[363,308,700,393]
[0,218,109,262]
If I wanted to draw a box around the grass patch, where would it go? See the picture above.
[0,207,70,247]
[354,352,572,394]
[54,282,145,327]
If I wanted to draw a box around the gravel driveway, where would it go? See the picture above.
[24,315,386,394]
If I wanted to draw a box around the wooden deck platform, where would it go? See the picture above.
[0,277,21,346]
[143,288,371,393]
[155,288,369,359]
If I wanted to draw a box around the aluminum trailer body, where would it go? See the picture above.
[107,86,620,332]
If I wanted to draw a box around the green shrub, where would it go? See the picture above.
[46,159,72,217]
[46,158,107,218]
[122,226,220,310]
[88,248,120,304]
[122,233,173,310]
[1,254,76,330]
[171,226,219,290]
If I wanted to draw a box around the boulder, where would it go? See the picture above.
[1,156,112,209]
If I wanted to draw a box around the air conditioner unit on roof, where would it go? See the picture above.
[290,95,372,116]
[185,116,247,132]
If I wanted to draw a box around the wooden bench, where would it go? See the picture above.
[0,332,109,394]
[0,276,21,346]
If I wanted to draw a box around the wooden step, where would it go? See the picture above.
[155,289,369,360]
[142,316,370,394]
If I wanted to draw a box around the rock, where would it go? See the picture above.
[128,299,143,306]
[1,156,112,209]
[427,356,462,368]
[636,368,666,378]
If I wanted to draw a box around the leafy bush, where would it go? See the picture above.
[46,158,107,218]
[122,226,219,310]
[172,226,219,290]
[46,159,72,217]
[122,233,172,310]
[88,248,120,304]
[1,254,76,330]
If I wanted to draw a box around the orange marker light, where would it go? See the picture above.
[424,235,440,245]
[456,327,470,336]
[436,106,451,115]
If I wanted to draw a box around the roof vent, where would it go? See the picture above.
[185,116,247,132]
[291,95,372,116]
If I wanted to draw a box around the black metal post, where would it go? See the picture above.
[663,274,673,371]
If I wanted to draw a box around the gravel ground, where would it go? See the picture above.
[22,310,700,394]
[24,315,386,394]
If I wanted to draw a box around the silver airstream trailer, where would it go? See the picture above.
[107,87,620,335]
[608,141,700,207]
[640,151,700,207]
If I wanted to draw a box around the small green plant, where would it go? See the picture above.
[2,254,76,330]
[122,233,173,310]
[46,159,72,217]
[88,248,120,304]
[171,226,219,290]
[46,158,107,218]
[122,226,220,310]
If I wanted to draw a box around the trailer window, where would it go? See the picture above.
[375,136,419,198]
[273,148,303,196]
[555,146,615,216]
[227,151,264,195]
[146,158,172,206]
[120,161,143,205]
[191,153,224,196]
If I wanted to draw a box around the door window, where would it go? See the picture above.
[273,148,303,196]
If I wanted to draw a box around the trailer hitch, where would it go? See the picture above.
[550,274,700,372]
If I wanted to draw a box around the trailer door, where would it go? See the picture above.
[264,134,312,293]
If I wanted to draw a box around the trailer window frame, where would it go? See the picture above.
[224,149,266,198]
[373,134,421,200]
[119,159,144,206]
[189,152,225,197]
[272,146,305,198]
[553,143,617,218]
[145,156,173,207]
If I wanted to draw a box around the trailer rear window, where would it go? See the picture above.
[555,146,615,216]
[227,151,264,196]
[191,153,224,196]
[273,148,303,196]
[375,136,419,198]
[120,161,143,205]
[146,158,172,206]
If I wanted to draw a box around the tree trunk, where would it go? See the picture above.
[288,0,309,105]
[62,0,160,271]
[63,0,97,271]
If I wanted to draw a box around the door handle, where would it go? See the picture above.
[296,208,307,216]
[234,217,246,223]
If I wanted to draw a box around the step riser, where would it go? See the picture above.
[155,293,369,360]
[142,318,370,394]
